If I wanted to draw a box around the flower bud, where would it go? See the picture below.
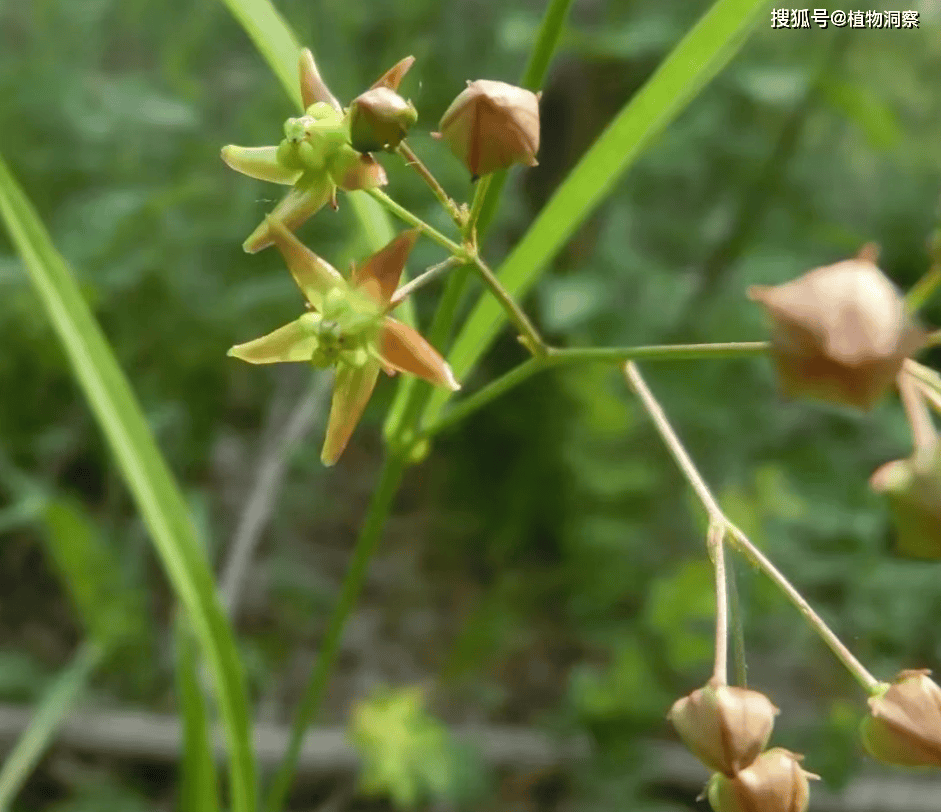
[707,749,817,812]
[860,669,941,767]
[668,681,779,776]
[433,79,540,178]
[870,451,941,559]
[349,87,418,153]
[748,252,924,410]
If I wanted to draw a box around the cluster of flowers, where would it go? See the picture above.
[221,50,540,464]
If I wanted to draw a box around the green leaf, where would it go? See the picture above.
[0,643,102,809]
[40,497,147,647]
[419,0,773,432]
[0,155,257,812]
[175,615,221,812]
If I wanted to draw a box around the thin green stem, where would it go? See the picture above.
[727,556,748,687]
[898,370,938,464]
[708,522,729,685]
[418,342,770,438]
[463,175,492,247]
[388,257,463,309]
[623,362,880,694]
[397,141,462,225]
[264,452,409,812]
[907,264,941,312]
[467,253,546,355]
[367,189,466,257]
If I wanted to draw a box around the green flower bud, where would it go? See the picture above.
[707,749,817,812]
[870,451,941,559]
[668,681,778,776]
[349,87,418,153]
[861,669,941,767]
[434,79,540,178]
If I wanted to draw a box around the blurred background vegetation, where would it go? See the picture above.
[2,0,941,809]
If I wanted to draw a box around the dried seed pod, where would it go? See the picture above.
[668,681,779,776]
[349,87,418,153]
[434,79,540,178]
[748,253,924,410]
[707,749,817,812]
[860,669,941,767]
[870,451,941,559]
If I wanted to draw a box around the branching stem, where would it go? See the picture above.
[623,362,881,694]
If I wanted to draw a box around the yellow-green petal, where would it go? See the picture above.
[221,145,301,185]
[227,316,319,364]
[321,360,381,465]
[242,181,335,254]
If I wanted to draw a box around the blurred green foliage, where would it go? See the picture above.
[1,0,941,809]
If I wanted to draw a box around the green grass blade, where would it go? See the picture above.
[420,0,772,430]
[216,0,303,108]
[175,615,221,812]
[0,643,103,808]
[0,155,257,812]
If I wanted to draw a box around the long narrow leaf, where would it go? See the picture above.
[420,0,773,430]
[0,643,102,808]
[175,615,221,812]
[0,155,257,812]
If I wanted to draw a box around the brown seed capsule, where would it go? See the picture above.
[668,681,779,776]
[433,79,540,178]
[349,87,418,153]
[707,749,817,812]
[870,451,941,559]
[861,669,941,767]
[748,252,924,410]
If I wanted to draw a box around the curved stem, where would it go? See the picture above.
[388,256,462,309]
[899,369,938,464]
[367,189,466,257]
[264,452,409,812]
[467,252,546,355]
[397,142,462,225]
[623,362,880,694]
[464,175,492,247]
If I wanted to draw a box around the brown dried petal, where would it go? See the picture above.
[380,319,460,391]
[861,669,941,767]
[668,682,778,776]
[351,229,421,306]
[299,48,342,112]
[369,56,415,92]
[748,257,924,410]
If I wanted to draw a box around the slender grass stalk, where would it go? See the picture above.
[0,643,103,808]
[0,156,258,812]
[264,453,409,812]
[708,523,729,685]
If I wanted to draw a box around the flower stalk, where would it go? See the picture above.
[623,361,881,694]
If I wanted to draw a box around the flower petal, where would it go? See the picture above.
[227,316,319,364]
[265,216,345,306]
[352,229,420,306]
[332,150,388,192]
[379,318,460,390]
[321,360,381,465]
[299,48,342,112]
[242,182,335,254]
[370,56,415,92]
[221,145,301,184]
